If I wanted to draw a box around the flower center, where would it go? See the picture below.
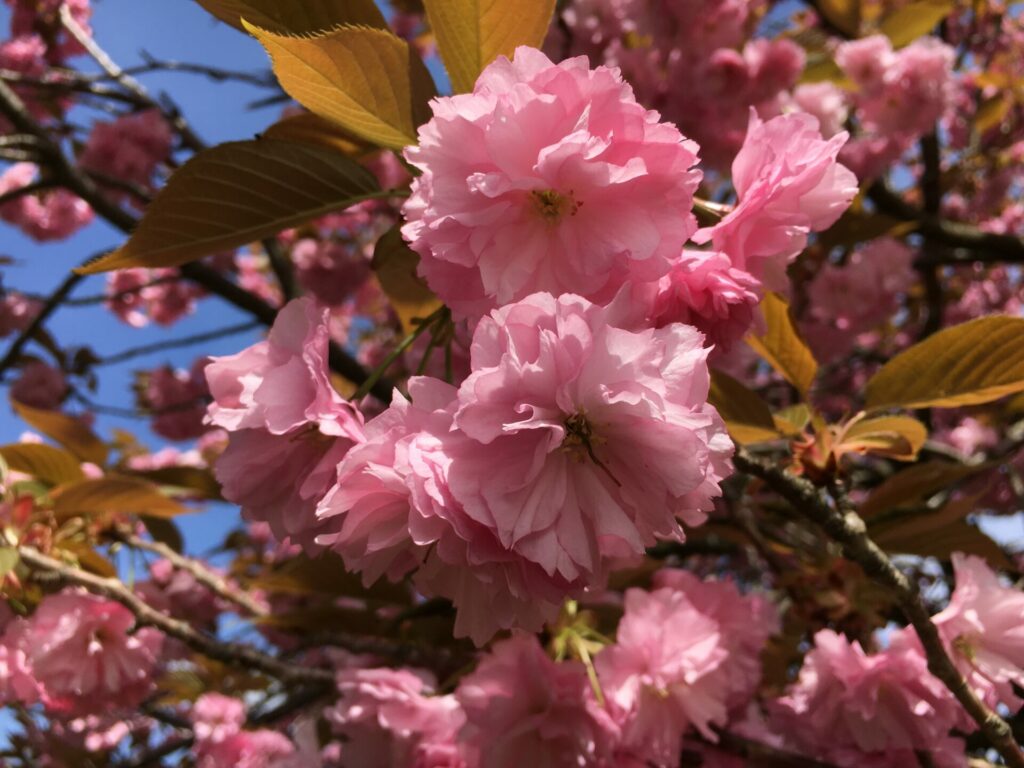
[531,189,581,223]
[953,634,978,664]
[562,411,621,487]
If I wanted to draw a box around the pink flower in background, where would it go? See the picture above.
[770,629,966,767]
[195,729,296,768]
[595,584,729,764]
[651,569,779,709]
[0,291,41,337]
[694,111,857,290]
[789,82,849,138]
[141,361,209,441]
[191,693,246,744]
[137,558,224,630]
[328,665,465,768]
[80,109,173,195]
[403,46,702,319]
[291,238,371,307]
[641,249,761,355]
[933,553,1024,712]
[206,298,364,552]
[0,163,94,241]
[105,267,204,327]
[10,360,68,409]
[456,633,617,768]
[8,0,93,60]
[2,589,163,716]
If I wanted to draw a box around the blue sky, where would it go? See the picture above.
[0,0,292,551]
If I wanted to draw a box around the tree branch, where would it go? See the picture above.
[18,546,332,686]
[732,447,1024,768]
[117,531,269,618]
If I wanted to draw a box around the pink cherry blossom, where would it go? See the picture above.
[0,162,94,241]
[651,569,779,709]
[327,665,465,768]
[80,109,173,197]
[105,267,203,327]
[2,589,163,716]
[639,249,761,356]
[291,237,371,307]
[403,46,702,319]
[320,293,731,644]
[694,111,858,290]
[141,362,209,441]
[456,632,617,768]
[195,729,297,768]
[0,290,41,337]
[789,82,850,139]
[450,292,732,573]
[206,297,364,551]
[770,629,966,767]
[595,584,729,765]
[10,360,68,409]
[933,553,1024,712]
[8,0,93,60]
[191,693,246,744]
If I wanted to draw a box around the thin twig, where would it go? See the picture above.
[118,531,268,618]
[18,546,332,685]
[96,321,259,366]
[732,447,1024,768]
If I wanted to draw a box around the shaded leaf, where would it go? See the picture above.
[11,401,108,466]
[837,416,928,461]
[77,140,380,274]
[129,466,223,501]
[194,0,386,33]
[245,23,434,150]
[708,370,781,444]
[975,94,1011,136]
[372,226,443,335]
[141,516,184,554]
[0,443,84,486]
[816,0,861,35]
[262,112,371,156]
[746,292,818,398]
[52,476,188,520]
[424,0,557,93]
[252,553,410,605]
[865,316,1024,410]
[69,546,118,578]
[861,460,985,518]
[880,0,955,47]
[870,496,1013,569]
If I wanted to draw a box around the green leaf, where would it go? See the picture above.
[194,0,386,33]
[424,0,557,93]
[837,415,928,461]
[245,23,435,150]
[0,443,84,486]
[77,139,380,274]
[11,400,108,466]
[880,0,955,48]
[746,292,819,398]
[372,226,442,335]
[0,548,19,578]
[52,476,188,520]
[865,316,1024,410]
[708,370,781,445]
